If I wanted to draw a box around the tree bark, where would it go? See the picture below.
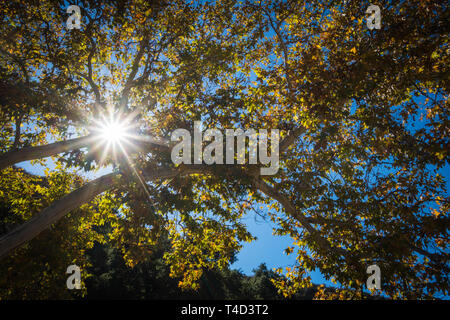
[0,134,170,171]
[0,135,94,170]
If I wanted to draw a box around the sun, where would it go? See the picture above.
[87,108,163,199]
[88,109,139,166]
[89,110,154,197]
[100,119,127,144]
[92,110,136,147]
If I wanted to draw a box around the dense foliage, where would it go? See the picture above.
[0,0,448,299]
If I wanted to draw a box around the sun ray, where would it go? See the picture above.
[88,109,156,204]
[117,140,156,206]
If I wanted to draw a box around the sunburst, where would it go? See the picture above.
[88,108,156,199]
[88,109,138,166]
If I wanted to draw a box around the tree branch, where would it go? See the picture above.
[120,36,150,108]
[0,172,117,259]
[280,126,305,153]
[0,135,94,170]
[253,177,347,257]
[0,165,211,260]
[0,132,170,171]
[12,114,22,150]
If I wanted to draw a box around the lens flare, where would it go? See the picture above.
[88,110,138,166]
[100,119,127,144]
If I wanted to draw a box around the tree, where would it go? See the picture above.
[83,237,319,300]
[0,166,116,298]
[0,0,448,299]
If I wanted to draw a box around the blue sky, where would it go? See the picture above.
[231,210,329,284]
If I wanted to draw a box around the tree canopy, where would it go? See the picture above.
[0,0,448,299]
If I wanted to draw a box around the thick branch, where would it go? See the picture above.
[0,172,117,259]
[0,165,210,260]
[0,133,169,170]
[253,178,347,257]
[73,15,102,106]
[279,126,305,153]
[412,245,449,267]
[12,114,22,149]
[76,70,101,106]
[86,32,101,105]
[0,135,94,170]
[120,36,150,107]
